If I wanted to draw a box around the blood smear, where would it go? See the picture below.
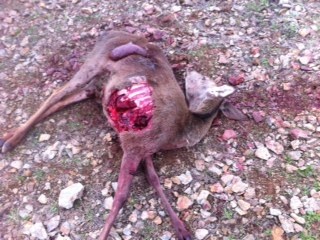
[107,83,154,132]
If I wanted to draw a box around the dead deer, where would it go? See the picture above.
[1,31,247,240]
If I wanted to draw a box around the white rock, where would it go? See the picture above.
[290,196,303,210]
[141,210,149,220]
[196,190,210,204]
[160,231,173,240]
[42,141,60,160]
[45,215,60,232]
[178,171,193,185]
[58,183,84,209]
[290,213,305,224]
[39,133,51,142]
[56,234,72,240]
[235,207,247,215]
[244,187,256,199]
[231,179,248,193]
[221,174,234,186]
[30,222,48,240]
[171,5,182,12]
[208,165,222,175]
[238,199,251,211]
[10,160,23,169]
[103,197,114,210]
[278,215,295,233]
[195,229,209,240]
[299,56,311,65]
[123,224,132,236]
[303,197,320,211]
[287,151,302,161]
[37,194,48,204]
[20,36,29,47]
[255,146,271,160]
[270,208,282,216]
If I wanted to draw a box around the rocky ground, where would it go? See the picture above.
[1,0,320,239]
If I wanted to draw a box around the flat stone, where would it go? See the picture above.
[45,215,60,232]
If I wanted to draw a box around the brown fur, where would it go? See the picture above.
[1,31,246,240]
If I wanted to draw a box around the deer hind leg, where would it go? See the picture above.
[99,154,142,240]
[144,156,192,240]
[1,49,107,153]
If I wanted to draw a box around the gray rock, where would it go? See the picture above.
[46,215,60,232]
[58,183,84,209]
[178,171,193,185]
[196,190,210,204]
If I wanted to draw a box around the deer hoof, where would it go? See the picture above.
[2,141,14,153]
[177,229,192,240]
[0,138,5,148]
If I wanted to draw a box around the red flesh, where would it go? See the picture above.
[107,83,154,132]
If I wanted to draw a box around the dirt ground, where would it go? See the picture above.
[0,0,320,240]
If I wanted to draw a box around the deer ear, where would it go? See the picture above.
[209,85,235,98]
[220,101,248,121]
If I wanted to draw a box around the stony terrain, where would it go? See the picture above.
[0,0,320,239]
